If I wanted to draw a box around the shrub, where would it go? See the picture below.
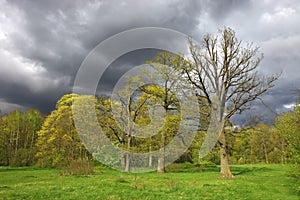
[59,159,94,176]
[10,148,36,167]
[194,161,218,171]
[92,145,121,168]
[166,162,201,172]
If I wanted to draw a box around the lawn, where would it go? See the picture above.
[0,164,299,200]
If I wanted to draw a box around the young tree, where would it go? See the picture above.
[0,109,42,166]
[0,114,10,165]
[249,124,278,164]
[182,27,279,177]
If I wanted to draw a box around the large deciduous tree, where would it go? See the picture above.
[36,94,92,167]
[183,27,279,177]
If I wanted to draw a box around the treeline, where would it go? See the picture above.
[204,100,300,165]
[0,94,299,168]
[0,109,42,166]
[208,124,291,165]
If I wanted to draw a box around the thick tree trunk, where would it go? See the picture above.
[157,152,165,174]
[219,131,233,178]
[220,144,232,177]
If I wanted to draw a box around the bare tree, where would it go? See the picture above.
[183,27,279,177]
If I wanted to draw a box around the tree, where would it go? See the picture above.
[109,74,148,172]
[248,124,283,164]
[93,96,126,167]
[182,27,279,177]
[36,94,91,167]
[108,51,194,173]
[0,109,42,166]
[276,99,300,163]
[143,51,185,173]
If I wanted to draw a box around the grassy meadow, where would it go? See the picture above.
[0,164,299,200]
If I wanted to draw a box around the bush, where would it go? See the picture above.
[92,145,121,168]
[10,148,36,167]
[194,161,218,171]
[166,162,202,172]
[196,161,217,168]
[59,159,94,176]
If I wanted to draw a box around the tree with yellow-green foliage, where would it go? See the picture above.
[36,94,92,167]
[276,99,300,164]
[142,51,186,173]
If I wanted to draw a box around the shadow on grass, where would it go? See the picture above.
[165,162,220,173]
[231,166,273,176]
[0,167,52,172]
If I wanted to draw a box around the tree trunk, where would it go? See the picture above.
[121,153,126,167]
[281,139,286,164]
[157,133,165,174]
[125,136,131,172]
[121,133,126,167]
[125,153,130,172]
[157,152,165,174]
[219,131,233,178]
[149,144,152,167]
[263,143,269,164]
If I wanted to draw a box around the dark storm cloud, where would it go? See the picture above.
[231,80,300,125]
[8,0,88,76]
[0,0,299,125]
[76,0,203,49]
[0,0,203,113]
[97,49,159,95]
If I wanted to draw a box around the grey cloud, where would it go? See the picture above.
[97,48,160,95]
[204,0,252,21]
[1,0,204,114]
[0,0,299,125]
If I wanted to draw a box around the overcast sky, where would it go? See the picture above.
[0,0,299,125]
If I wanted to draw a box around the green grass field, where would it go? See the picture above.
[0,164,299,200]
